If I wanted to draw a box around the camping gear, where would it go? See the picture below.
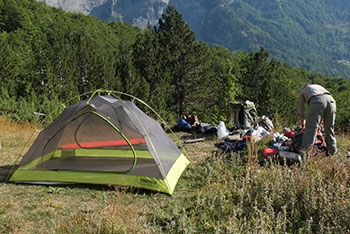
[283,131,295,139]
[217,121,230,139]
[262,148,279,158]
[257,115,274,131]
[9,95,189,195]
[292,130,325,152]
[176,118,192,132]
[272,142,283,149]
[215,141,247,153]
[226,133,242,142]
[228,100,258,129]
[277,151,302,166]
[197,123,217,135]
[184,138,206,144]
[261,148,301,166]
[252,126,269,139]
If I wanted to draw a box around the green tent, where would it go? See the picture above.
[9,95,189,194]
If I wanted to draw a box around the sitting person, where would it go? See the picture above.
[176,116,192,132]
[176,114,199,132]
[187,114,217,135]
[185,114,199,128]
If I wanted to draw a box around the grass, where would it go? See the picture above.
[1,116,350,233]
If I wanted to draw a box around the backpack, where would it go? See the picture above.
[228,100,258,129]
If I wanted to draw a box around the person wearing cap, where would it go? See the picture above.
[298,84,337,156]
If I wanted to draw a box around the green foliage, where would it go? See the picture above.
[318,78,350,132]
[0,0,139,122]
[0,0,350,129]
[132,27,167,117]
[157,6,210,117]
[239,47,296,121]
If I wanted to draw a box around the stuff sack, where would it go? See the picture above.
[262,148,279,158]
[260,148,301,167]
[278,151,302,166]
[217,121,230,139]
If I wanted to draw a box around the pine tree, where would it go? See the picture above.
[239,47,279,116]
[157,6,212,117]
[204,46,242,122]
[132,25,171,117]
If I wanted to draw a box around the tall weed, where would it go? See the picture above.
[147,148,350,233]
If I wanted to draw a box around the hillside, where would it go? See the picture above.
[3,0,350,131]
[40,0,350,78]
[187,0,350,78]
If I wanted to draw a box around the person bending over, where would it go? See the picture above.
[298,84,337,156]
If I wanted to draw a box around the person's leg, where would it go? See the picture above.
[301,97,324,150]
[323,96,337,155]
[184,123,192,132]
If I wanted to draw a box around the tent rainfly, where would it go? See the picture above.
[9,95,189,194]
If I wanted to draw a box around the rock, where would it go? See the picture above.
[40,0,170,29]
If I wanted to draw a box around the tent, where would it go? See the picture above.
[9,95,189,195]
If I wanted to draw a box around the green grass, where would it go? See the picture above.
[1,116,350,233]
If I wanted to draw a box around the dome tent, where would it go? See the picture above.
[9,93,189,195]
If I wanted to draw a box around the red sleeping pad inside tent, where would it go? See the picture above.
[59,138,146,149]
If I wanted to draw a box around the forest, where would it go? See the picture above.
[1,0,350,131]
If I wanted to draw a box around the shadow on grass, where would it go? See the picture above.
[44,183,164,196]
[0,164,17,182]
[21,183,165,197]
[178,131,215,141]
[0,164,165,196]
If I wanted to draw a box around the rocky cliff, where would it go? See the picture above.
[40,0,108,15]
[40,0,169,28]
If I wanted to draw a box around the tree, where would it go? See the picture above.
[157,6,212,117]
[0,33,17,96]
[204,46,242,121]
[239,47,281,116]
[132,25,170,117]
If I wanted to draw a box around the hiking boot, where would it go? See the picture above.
[298,150,307,160]
[326,151,337,157]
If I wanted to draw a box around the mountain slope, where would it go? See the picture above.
[175,0,350,77]
[39,0,350,78]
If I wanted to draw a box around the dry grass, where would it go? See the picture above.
[0,117,218,233]
[0,117,40,182]
[177,134,218,162]
[0,116,151,233]
[1,116,350,233]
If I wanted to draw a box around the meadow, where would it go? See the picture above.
[1,116,350,233]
